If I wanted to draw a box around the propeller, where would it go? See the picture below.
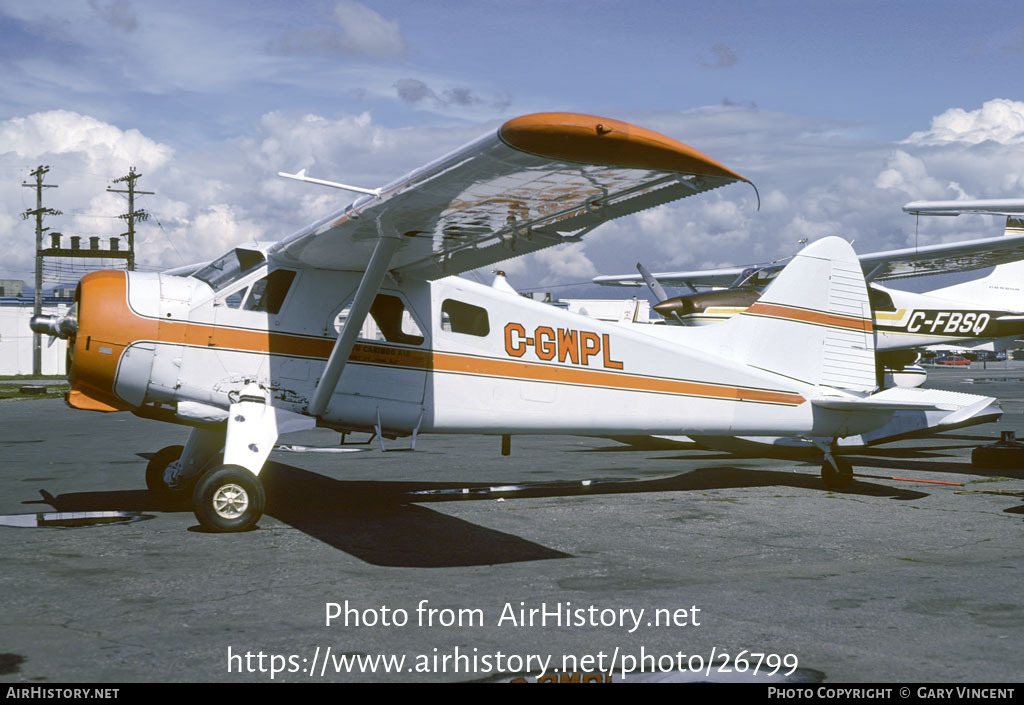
[636,262,669,303]
[636,263,714,324]
[636,263,696,324]
[30,313,77,340]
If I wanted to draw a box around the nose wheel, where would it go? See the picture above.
[192,465,265,532]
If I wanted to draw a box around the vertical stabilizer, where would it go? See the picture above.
[694,236,876,392]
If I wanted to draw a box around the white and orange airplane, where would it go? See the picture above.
[30,113,999,532]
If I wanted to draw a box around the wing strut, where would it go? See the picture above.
[307,232,402,417]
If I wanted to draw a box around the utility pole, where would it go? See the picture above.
[107,166,153,271]
[22,165,61,376]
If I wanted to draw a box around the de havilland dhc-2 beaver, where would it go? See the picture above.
[30,112,1001,532]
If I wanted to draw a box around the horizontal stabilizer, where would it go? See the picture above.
[812,397,943,412]
[814,386,996,414]
[684,387,1000,458]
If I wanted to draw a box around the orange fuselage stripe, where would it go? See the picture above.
[159,328,805,406]
[745,302,873,332]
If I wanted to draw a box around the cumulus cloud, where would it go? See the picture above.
[0,110,172,171]
[0,109,419,278]
[874,150,969,201]
[533,242,597,280]
[0,111,174,282]
[903,98,1024,145]
[760,189,789,214]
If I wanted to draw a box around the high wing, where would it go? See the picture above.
[594,228,1024,289]
[594,262,773,290]
[902,199,1024,216]
[270,113,749,281]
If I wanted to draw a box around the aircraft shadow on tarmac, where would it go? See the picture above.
[578,439,1024,518]
[585,438,1024,481]
[18,454,951,568]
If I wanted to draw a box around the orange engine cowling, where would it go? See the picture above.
[66,270,158,412]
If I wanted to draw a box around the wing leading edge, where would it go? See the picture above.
[271,113,750,280]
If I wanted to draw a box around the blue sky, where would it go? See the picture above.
[1,0,1024,296]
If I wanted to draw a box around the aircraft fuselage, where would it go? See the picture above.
[64,264,889,441]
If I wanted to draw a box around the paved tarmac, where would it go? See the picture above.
[1,367,1022,683]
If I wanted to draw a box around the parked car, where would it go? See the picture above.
[935,355,971,366]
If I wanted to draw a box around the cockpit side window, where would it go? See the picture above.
[194,248,266,291]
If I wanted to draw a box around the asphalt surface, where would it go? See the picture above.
[1,366,1022,683]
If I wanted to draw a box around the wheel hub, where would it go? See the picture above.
[212,483,249,519]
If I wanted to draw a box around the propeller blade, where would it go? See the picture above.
[636,263,669,302]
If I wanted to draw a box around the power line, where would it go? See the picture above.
[147,211,188,266]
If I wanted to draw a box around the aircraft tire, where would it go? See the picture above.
[821,457,853,489]
[145,445,190,505]
[192,465,265,533]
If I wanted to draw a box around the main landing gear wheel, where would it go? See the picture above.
[145,445,194,505]
[821,456,853,489]
[192,465,265,533]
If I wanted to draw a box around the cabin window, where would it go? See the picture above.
[334,293,424,345]
[244,269,296,314]
[441,299,490,337]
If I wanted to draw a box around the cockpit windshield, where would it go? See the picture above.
[193,248,266,291]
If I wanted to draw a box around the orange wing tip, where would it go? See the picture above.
[499,112,748,182]
[66,388,129,413]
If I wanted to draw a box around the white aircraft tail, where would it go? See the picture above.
[694,236,877,393]
[927,217,1024,309]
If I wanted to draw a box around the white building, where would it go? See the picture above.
[0,300,69,375]
[0,280,24,297]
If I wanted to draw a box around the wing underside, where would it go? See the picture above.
[271,113,749,281]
